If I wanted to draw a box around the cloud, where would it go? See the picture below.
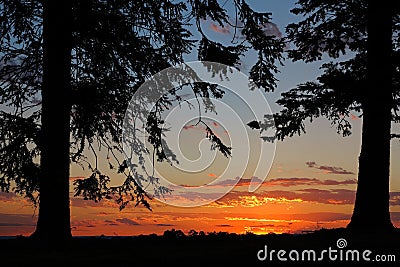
[210,22,230,34]
[0,57,42,84]
[220,194,303,207]
[265,177,357,187]
[104,220,119,226]
[350,113,360,120]
[115,218,140,226]
[230,20,283,40]
[208,173,218,178]
[225,212,352,223]
[213,177,357,188]
[72,220,96,228]
[248,224,276,228]
[306,162,317,168]
[0,58,19,81]
[297,188,356,204]
[213,177,262,187]
[183,125,196,130]
[69,176,86,181]
[163,191,224,205]
[70,197,119,208]
[306,162,355,175]
[0,213,38,236]
[0,214,36,229]
[0,222,29,227]
[0,192,17,202]
[156,223,175,227]
[215,224,233,227]
[390,212,400,222]
[216,188,357,206]
[390,192,400,205]
[0,192,32,207]
[96,211,111,217]
[288,212,351,222]
[182,124,207,133]
[261,22,282,38]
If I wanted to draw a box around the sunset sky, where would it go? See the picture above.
[1,0,400,237]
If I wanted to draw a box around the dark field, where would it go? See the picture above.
[1,228,399,267]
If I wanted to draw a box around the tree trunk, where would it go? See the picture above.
[31,0,72,243]
[347,1,393,232]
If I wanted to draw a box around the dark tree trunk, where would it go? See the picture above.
[347,1,393,232]
[31,0,72,243]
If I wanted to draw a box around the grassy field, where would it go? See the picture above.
[1,228,399,266]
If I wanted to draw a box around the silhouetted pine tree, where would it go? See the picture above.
[0,0,284,243]
[251,0,399,232]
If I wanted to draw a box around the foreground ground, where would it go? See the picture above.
[0,228,399,266]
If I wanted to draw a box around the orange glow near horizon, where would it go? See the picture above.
[1,184,400,237]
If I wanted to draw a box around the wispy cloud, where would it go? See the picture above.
[306,162,355,175]
[215,224,233,227]
[115,218,140,226]
[0,213,36,227]
[69,176,86,181]
[70,197,119,208]
[390,192,400,205]
[183,125,196,130]
[168,188,357,208]
[104,220,119,226]
[224,212,351,223]
[213,177,357,187]
[231,21,283,40]
[265,177,357,187]
[72,220,96,228]
[210,22,230,34]
[350,113,360,121]
[217,188,357,206]
[155,223,175,227]
[213,177,262,187]
[261,22,282,38]
[0,192,17,202]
